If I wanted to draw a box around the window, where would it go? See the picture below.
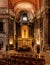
[23,13,28,20]
[0,20,3,32]
[20,11,28,22]
[22,16,28,22]
[48,8,50,19]
[0,41,3,50]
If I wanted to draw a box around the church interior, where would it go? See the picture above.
[0,0,50,65]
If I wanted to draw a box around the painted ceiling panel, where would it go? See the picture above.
[0,0,8,7]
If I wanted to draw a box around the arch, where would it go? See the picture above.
[14,2,35,14]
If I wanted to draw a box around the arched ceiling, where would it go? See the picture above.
[9,0,42,10]
[8,0,44,20]
[0,0,43,14]
[0,0,43,15]
[9,0,43,16]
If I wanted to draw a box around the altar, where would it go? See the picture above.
[17,38,32,50]
[15,21,34,51]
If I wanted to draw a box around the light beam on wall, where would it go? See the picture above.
[9,37,13,45]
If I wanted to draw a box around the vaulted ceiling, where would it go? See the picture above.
[0,0,43,13]
[9,0,42,10]
[0,0,44,17]
[9,0,43,15]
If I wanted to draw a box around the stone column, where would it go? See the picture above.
[14,21,16,50]
[43,12,48,50]
[3,19,8,53]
